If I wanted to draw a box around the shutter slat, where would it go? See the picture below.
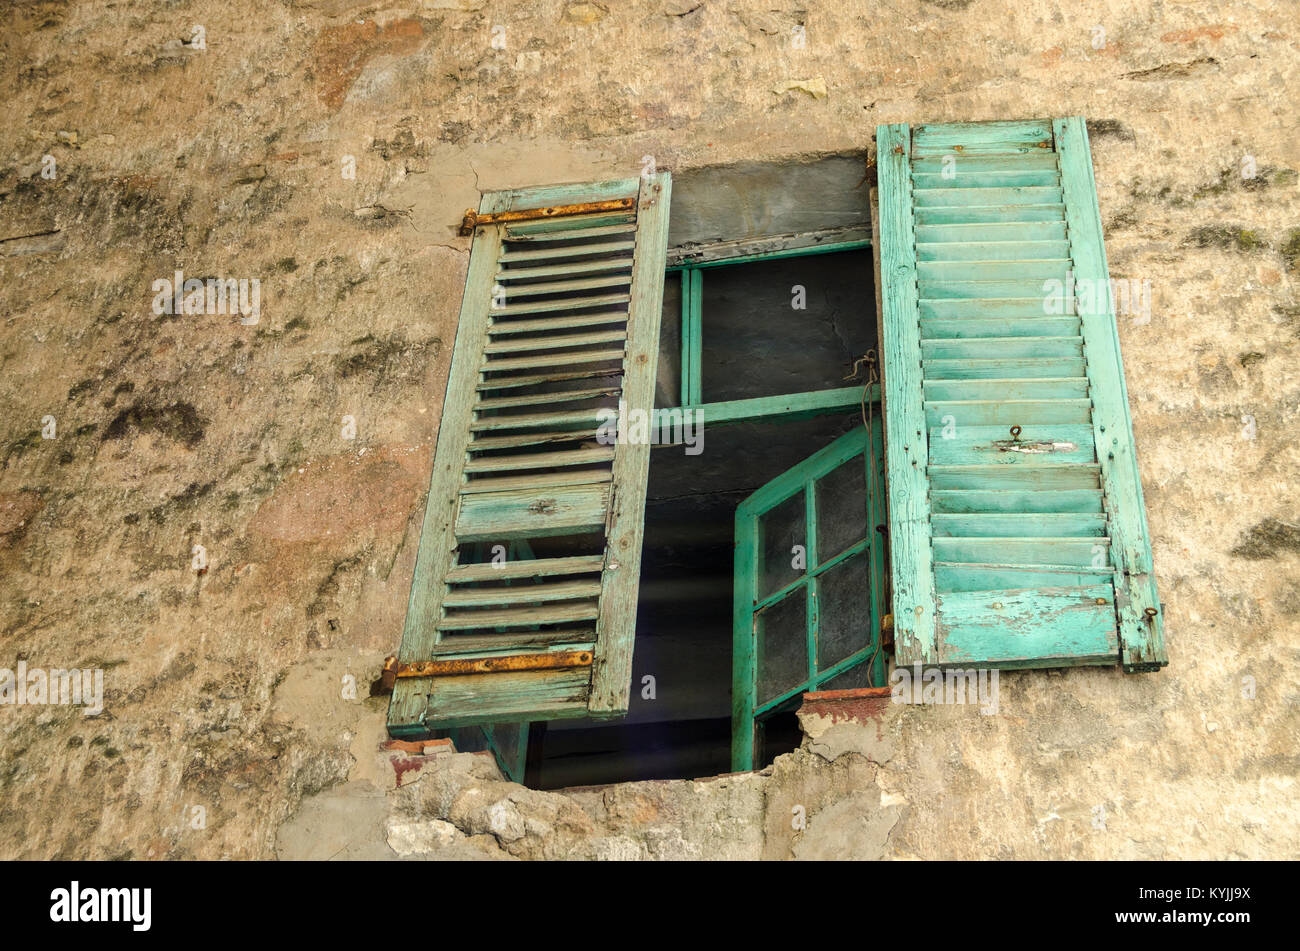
[912,144,1053,158]
[468,428,600,451]
[504,206,635,234]
[912,170,1060,188]
[921,317,1081,339]
[483,348,625,371]
[915,204,1065,225]
[488,311,628,334]
[925,357,1086,379]
[917,239,1070,261]
[913,119,1053,146]
[446,555,605,583]
[426,630,597,655]
[932,489,1104,514]
[463,447,615,473]
[459,468,612,494]
[922,337,1083,359]
[932,513,1108,537]
[929,463,1100,490]
[483,330,626,354]
[924,378,1089,401]
[911,152,1060,171]
[918,222,1067,243]
[443,579,603,607]
[917,259,1070,281]
[497,257,634,280]
[933,537,1109,566]
[935,563,1114,592]
[438,602,601,630]
[476,386,620,411]
[477,368,623,391]
[920,297,1064,318]
[500,274,632,297]
[913,186,1063,206]
[503,223,636,243]
[471,408,609,431]
[498,239,636,262]
[924,398,1093,426]
[490,292,631,316]
[919,279,1070,299]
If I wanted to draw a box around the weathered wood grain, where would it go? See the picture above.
[1055,116,1165,671]
[935,584,1118,667]
[878,122,936,666]
[587,171,673,715]
[390,174,673,736]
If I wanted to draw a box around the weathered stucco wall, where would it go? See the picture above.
[1,1,1296,859]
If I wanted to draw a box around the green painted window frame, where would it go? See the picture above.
[662,240,875,426]
[444,723,529,783]
[731,421,888,772]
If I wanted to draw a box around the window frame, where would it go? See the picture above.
[662,238,876,426]
[730,422,888,772]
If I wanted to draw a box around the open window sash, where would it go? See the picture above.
[731,422,888,771]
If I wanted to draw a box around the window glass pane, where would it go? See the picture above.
[655,272,682,408]
[817,658,873,692]
[756,591,807,707]
[490,722,525,779]
[814,451,868,563]
[699,250,875,403]
[439,725,489,753]
[815,549,872,672]
[759,490,806,599]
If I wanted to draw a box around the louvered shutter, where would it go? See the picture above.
[388,174,671,736]
[877,118,1165,673]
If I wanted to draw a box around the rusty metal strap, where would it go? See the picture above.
[382,649,593,687]
[459,198,635,236]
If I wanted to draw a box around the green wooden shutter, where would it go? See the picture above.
[388,174,672,737]
[877,118,1165,673]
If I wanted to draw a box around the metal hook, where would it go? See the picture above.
[1010,425,1022,441]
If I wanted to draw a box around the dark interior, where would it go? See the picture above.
[701,251,876,402]
[482,155,881,789]
[656,249,877,407]
[531,413,860,789]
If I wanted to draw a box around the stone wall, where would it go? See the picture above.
[1,1,1296,859]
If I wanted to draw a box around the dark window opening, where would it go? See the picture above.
[530,413,864,789]
[456,154,888,789]
[702,251,874,403]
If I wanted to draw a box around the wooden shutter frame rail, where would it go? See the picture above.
[458,198,637,236]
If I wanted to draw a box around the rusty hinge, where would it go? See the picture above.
[381,649,593,689]
[880,613,895,654]
[458,197,636,236]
